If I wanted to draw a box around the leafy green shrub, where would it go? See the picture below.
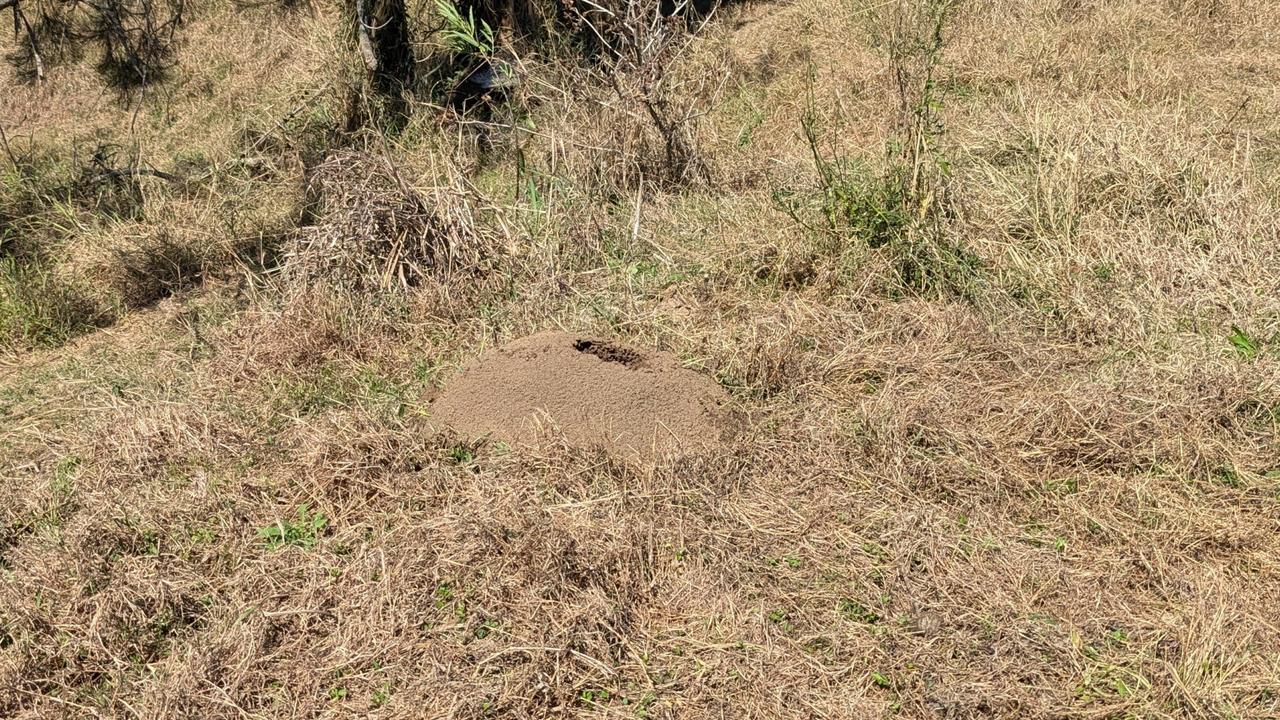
[774,0,982,299]
[815,156,909,249]
[436,0,495,54]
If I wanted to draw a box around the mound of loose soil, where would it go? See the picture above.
[429,331,732,460]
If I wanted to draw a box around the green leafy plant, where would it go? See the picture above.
[1074,662,1149,703]
[447,444,475,464]
[435,0,494,55]
[767,609,794,634]
[473,618,499,639]
[259,505,328,549]
[778,0,980,299]
[1228,325,1261,359]
[860,541,889,561]
[838,598,881,624]
[621,692,657,717]
[795,112,909,249]
[1213,465,1243,488]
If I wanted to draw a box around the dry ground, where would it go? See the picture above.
[3,0,1280,718]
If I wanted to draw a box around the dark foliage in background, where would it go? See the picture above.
[4,0,184,89]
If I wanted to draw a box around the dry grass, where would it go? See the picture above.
[3,0,1280,718]
[282,149,506,295]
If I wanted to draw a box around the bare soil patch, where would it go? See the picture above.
[429,331,732,460]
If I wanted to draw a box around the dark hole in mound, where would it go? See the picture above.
[574,339,643,367]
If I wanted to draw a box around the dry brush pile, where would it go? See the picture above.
[282,150,506,295]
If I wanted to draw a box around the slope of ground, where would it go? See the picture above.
[2,0,1279,718]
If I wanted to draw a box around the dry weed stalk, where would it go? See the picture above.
[888,0,952,224]
[537,0,723,194]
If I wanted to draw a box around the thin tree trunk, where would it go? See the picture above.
[355,0,414,98]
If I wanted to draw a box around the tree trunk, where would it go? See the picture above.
[355,0,414,105]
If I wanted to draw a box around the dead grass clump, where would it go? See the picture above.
[1,144,136,255]
[949,99,1280,345]
[108,228,204,306]
[46,223,209,327]
[218,296,353,376]
[703,299,833,399]
[0,144,202,349]
[0,158,69,258]
[282,150,502,296]
[0,502,215,716]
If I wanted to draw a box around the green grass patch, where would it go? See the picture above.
[0,256,102,350]
[259,505,328,550]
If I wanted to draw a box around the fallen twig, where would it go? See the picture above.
[88,167,183,183]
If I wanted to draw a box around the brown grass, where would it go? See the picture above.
[3,0,1280,718]
[282,149,505,294]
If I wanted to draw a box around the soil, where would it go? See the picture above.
[428,331,732,460]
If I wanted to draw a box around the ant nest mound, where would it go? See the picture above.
[428,331,735,461]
